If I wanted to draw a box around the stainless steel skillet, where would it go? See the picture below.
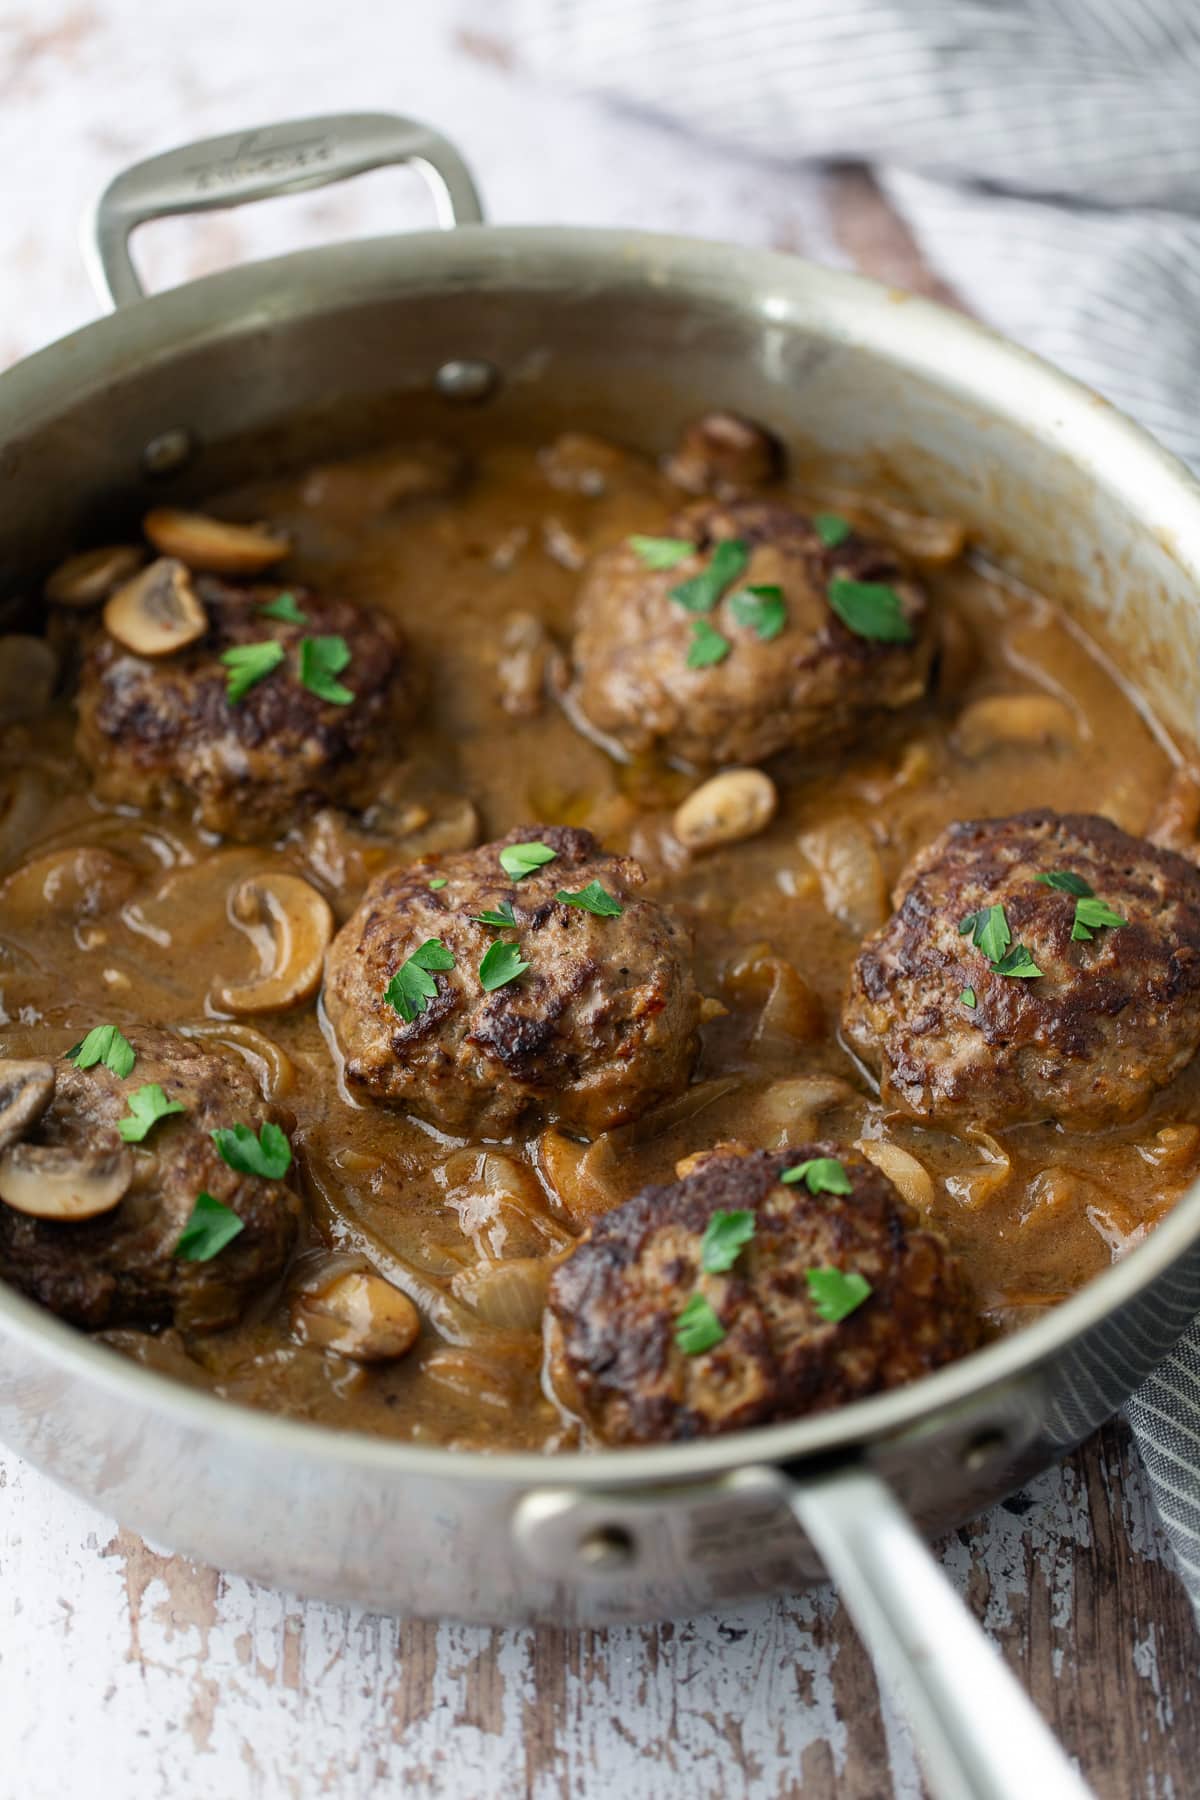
[3,110,1200,1800]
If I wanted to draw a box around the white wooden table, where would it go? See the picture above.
[1,6,1196,1795]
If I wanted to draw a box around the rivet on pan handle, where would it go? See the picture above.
[83,111,485,311]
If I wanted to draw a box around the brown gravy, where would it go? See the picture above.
[3,428,1198,1450]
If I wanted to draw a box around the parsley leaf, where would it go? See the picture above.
[479,940,530,992]
[384,939,456,1023]
[728,585,787,641]
[675,1292,726,1355]
[992,944,1043,978]
[960,903,1011,965]
[1071,896,1127,941]
[499,841,556,880]
[472,901,517,928]
[299,634,353,705]
[781,1156,852,1196]
[961,987,977,1008]
[806,1267,872,1323]
[814,512,853,548]
[555,880,623,917]
[827,578,914,644]
[68,1025,136,1079]
[687,617,731,669]
[212,1119,293,1181]
[258,591,307,624]
[1035,870,1093,898]
[118,1083,186,1143]
[669,538,749,613]
[220,640,286,703]
[629,535,694,571]
[175,1191,245,1262]
[428,877,448,891]
[700,1209,756,1274]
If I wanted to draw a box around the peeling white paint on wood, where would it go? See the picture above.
[1,5,1197,1795]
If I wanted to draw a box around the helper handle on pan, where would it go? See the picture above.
[85,111,485,310]
[782,1465,1093,1800]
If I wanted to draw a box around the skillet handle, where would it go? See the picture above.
[84,111,485,311]
[784,1465,1093,1800]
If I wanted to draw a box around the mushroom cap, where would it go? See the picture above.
[0,1139,133,1221]
[0,1059,55,1153]
[143,509,290,575]
[102,558,208,657]
[216,872,334,1014]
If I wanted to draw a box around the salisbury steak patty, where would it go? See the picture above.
[75,575,411,840]
[843,810,1200,1129]
[571,498,934,768]
[323,825,700,1137]
[546,1145,981,1444]
[0,1028,301,1330]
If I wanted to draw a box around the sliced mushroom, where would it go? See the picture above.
[0,1060,55,1154]
[674,769,777,853]
[665,412,783,496]
[143,508,290,575]
[293,1268,420,1361]
[298,442,463,515]
[0,635,58,724]
[1,845,140,922]
[954,692,1080,758]
[103,558,208,657]
[0,1139,132,1220]
[45,545,144,608]
[217,871,334,1015]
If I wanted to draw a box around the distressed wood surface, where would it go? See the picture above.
[0,7,1197,1797]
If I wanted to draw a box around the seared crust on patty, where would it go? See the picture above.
[76,578,412,840]
[0,1028,301,1331]
[571,498,934,768]
[546,1144,981,1444]
[323,825,700,1138]
[843,809,1200,1129]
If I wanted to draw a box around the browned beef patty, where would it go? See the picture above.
[323,825,700,1138]
[546,1144,981,1444]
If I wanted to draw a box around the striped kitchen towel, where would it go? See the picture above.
[501,0,1200,1603]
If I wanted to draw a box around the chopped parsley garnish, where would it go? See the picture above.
[175,1191,245,1262]
[67,1025,136,1079]
[499,841,556,880]
[781,1156,852,1196]
[959,903,1011,965]
[814,512,853,549]
[385,939,456,1023]
[960,903,1042,979]
[472,900,517,928]
[687,617,731,669]
[1071,896,1127,942]
[220,640,285,703]
[629,534,694,571]
[992,944,1044,978]
[728,585,787,642]
[700,1209,756,1274]
[299,634,354,705]
[827,578,914,644]
[428,877,448,891]
[961,987,977,1009]
[1034,869,1125,942]
[212,1120,293,1181]
[555,880,623,917]
[259,591,307,624]
[1035,870,1093,898]
[118,1083,186,1143]
[669,538,749,614]
[675,1292,726,1355]
[478,940,530,993]
[806,1267,872,1323]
